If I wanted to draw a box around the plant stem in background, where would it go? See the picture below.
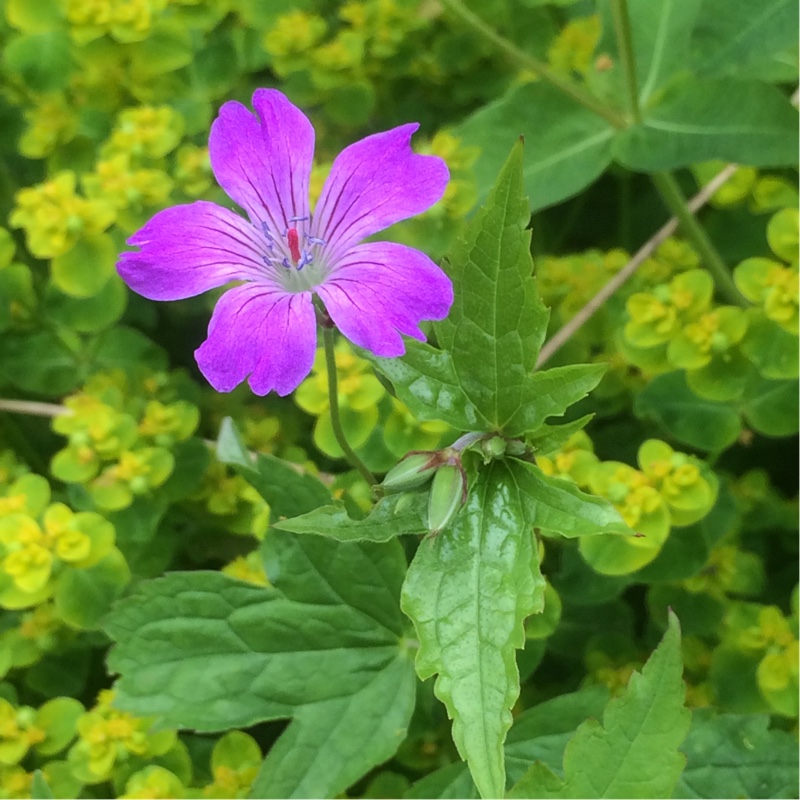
[322,325,377,487]
[537,164,741,366]
[0,399,69,417]
[439,0,627,129]
[651,171,746,306]
[610,0,641,123]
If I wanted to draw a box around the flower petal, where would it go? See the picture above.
[118,201,275,300]
[316,242,453,357]
[209,89,314,232]
[312,124,449,256]
[195,284,316,396]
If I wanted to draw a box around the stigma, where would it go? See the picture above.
[287,227,302,264]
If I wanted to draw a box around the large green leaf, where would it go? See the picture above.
[595,0,701,108]
[691,0,799,80]
[458,82,615,211]
[105,533,415,799]
[634,371,742,452]
[249,655,415,798]
[504,364,606,436]
[367,341,490,431]
[435,139,549,431]
[401,460,546,798]
[615,77,798,170]
[509,612,690,798]
[509,459,631,539]
[673,710,799,799]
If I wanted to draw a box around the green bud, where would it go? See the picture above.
[382,453,437,493]
[480,435,506,462]
[427,464,466,536]
[506,439,527,456]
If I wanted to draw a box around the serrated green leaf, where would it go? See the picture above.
[273,490,428,542]
[367,341,488,431]
[406,686,611,798]
[527,414,594,457]
[216,417,331,518]
[634,371,741,452]
[105,532,415,799]
[401,460,546,798]
[595,0,701,108]
[505,364,606,435]
[250,655,414,799]
[672,710,799,799]
[458,82,615,211]
[510,612,689,798]
[691,0,799,80]
[509,459,631,539]
[615,78,798,170]
[434,140,549,432]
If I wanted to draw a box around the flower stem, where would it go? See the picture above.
[321,326,377,488]
[439,0,627,129]
[651,171,746,306]
[610,0,641,123]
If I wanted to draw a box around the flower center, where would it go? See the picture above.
[259,216,328,292]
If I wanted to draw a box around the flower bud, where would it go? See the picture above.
[381,453,437,493]
[427,463,467,536]
[480,435,506,462]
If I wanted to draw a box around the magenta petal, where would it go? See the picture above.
[195,284,316,396]
[316,242,453,357]
[208,89,314,231]
[117,201,275,301]
[312,124,449,256]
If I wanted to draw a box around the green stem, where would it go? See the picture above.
[610,0,641,123]
[322,326,377,487]
[439,0,627,129]
[651,171,746,306]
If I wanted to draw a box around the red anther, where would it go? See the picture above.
[287,227,301,264]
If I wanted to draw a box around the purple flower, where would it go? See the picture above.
[118,90,453,396]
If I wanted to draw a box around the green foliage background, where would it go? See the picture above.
[0,0,797,798]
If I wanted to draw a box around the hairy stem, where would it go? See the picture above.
[439,0,627,129]
[322,326,377,488]
[651,171,746,306]
[610,0,641,122]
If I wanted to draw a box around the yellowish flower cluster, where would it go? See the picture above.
[10,172,114,259]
